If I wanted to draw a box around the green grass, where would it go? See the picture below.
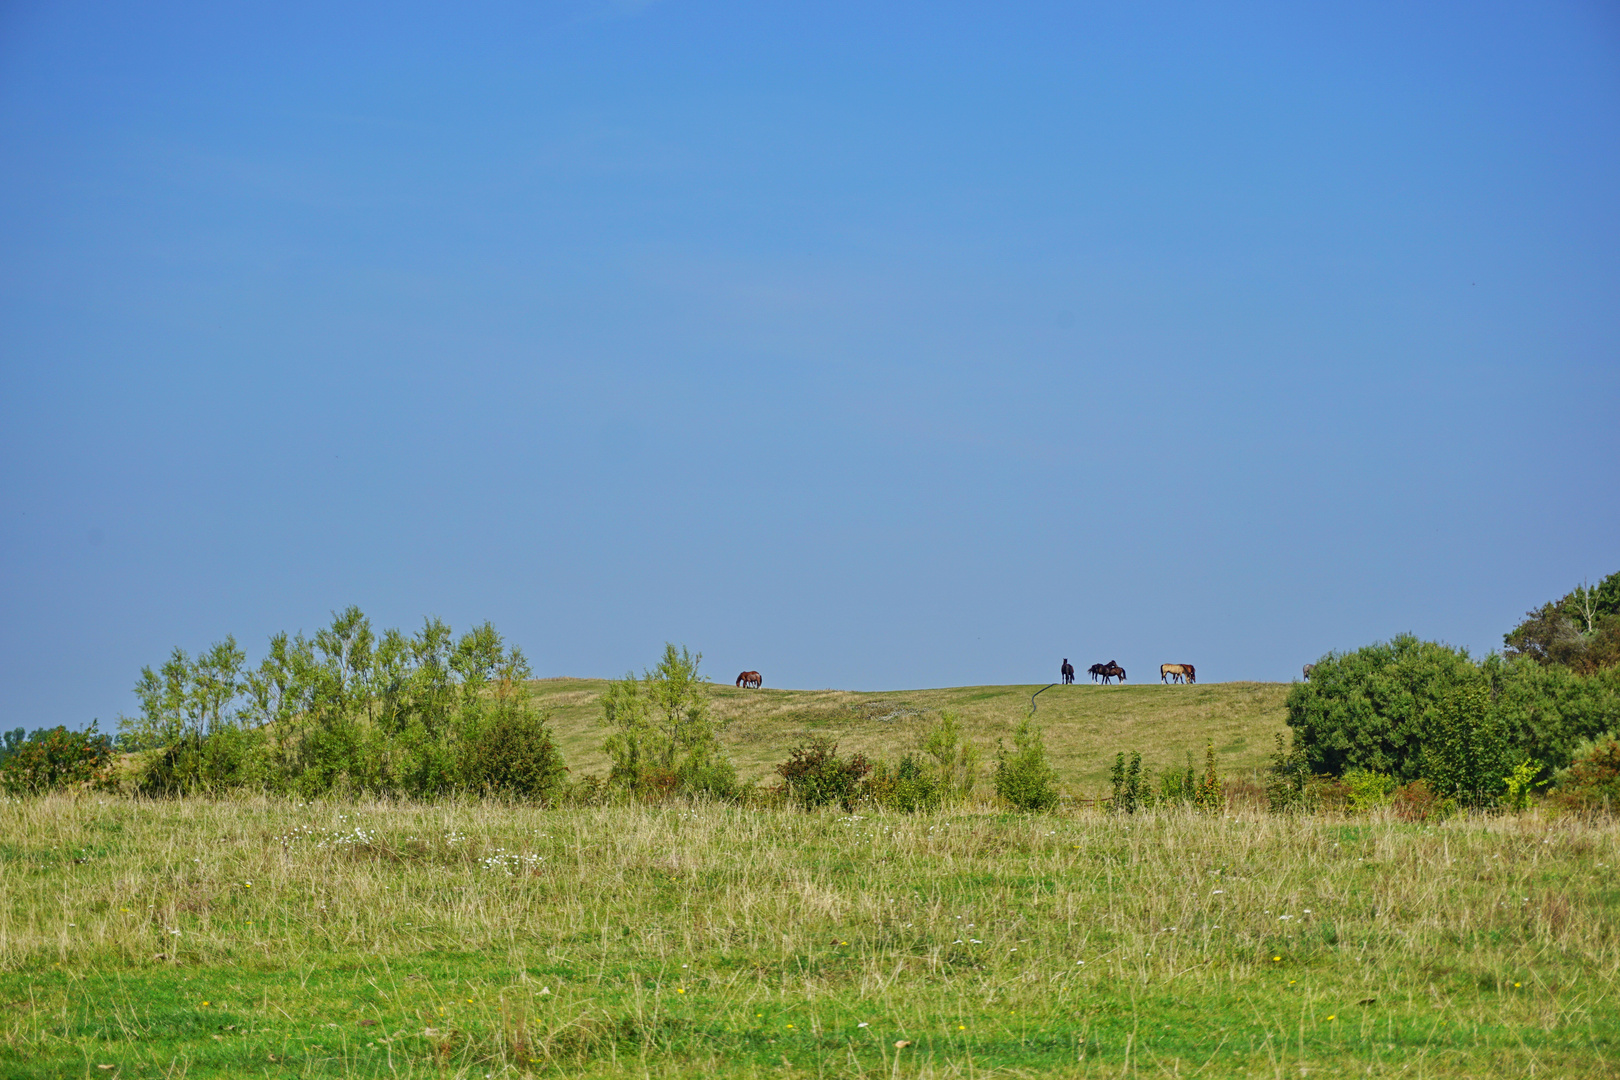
[3,793,1617,1077]
[529,677,1290,791]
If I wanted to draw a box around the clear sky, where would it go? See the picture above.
[2,1,1617,728]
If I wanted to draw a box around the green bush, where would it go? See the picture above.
[0,725,116,794]
[865,754,944,813]
[1342,769,1396,813]
[920,712,980,804]
[135,725,271,796]
[1157,751,1196,805]
[1110,751,1144,813]
[1193,742,1224,813]
[602,644,737,801]
[1391,778,1446,821]
[459,702,567,802]
[775,738,871,811]
[1288,636,1620,802]
[1549,735,1620,815]
[994,718,1059,812]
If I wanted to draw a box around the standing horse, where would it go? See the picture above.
[1088,663,1107,683]
[1302,664,1314,680]
[1102,661,1127,683]
[736,671,762,689]
[1160,663,1188,684]
[1061,659,1075,685]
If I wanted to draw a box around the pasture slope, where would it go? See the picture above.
[530,678,1291,791]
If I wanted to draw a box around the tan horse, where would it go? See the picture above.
[736,671,762,689]
[1160,663,1190,684]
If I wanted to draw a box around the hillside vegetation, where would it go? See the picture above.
[529,678,1290,792]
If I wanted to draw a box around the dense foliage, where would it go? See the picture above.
[601,644,737,800]
[774,737,871,810]
[118,608,566,801]
[1503,570,1620,674]
[1287,634,1620,804]
[0,724,115,794]
[993,717,1060,811]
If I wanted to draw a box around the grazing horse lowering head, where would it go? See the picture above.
[1104,661,1127,683]
[737,671,763,689]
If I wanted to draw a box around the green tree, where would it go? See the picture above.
[1504,570,1620,674]
[920,711,980,804]
[602,644,735,798]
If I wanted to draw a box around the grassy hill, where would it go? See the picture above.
[529,678,1292,793]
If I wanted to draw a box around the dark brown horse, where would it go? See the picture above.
[736,671,762,689]
[1061,659,1075,685]
[1092,661,1125,684]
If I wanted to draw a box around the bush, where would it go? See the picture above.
[1342,769,1396,813]
[920,712,980,804]
[459,703,567,802]
[1548,735,1620,815]
[0,725,116,794]
[776,738,871,811]
[1158,751,1196,805]
[1110,751,1144,813]
[1391,778,1445,822]
[994,718,1059,812]
[1288,636,1620,800]
[865,754,944,813]
[136,725,270,796]
[1193,742,1224,813]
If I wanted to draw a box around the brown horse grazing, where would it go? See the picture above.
[1061,659,1075,685]
[736,671,762,689]
[1182,664,1195,684]
[1302,664,1314,680]
[1160,663,1190,684]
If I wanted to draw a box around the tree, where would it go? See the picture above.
[602,644,735,798]
[1504,571,1620,674]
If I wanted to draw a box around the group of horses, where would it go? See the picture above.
[1059,659,1135,684]
[734,670,762,688]
[1060,658,1193,685]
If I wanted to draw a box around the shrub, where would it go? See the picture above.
[1193,742,1224,813]
[776,738,871,811]
[920,712,981,804]
[1158,751,1197,805]
[459,703,567,802]
[1501,759,1548,812]
[1110,751,1144,813]
[135,725,270,796]
[865,754,944,813]
[1391,778,1444,822]
[0,724,116,795]
[1264,732,1315,813]
[994,718,1059,812]
[1342,769,1396,813]
[1548,735,1620,815]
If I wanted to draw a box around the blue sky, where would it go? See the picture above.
[2,1,1617,727]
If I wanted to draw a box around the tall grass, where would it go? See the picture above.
[2,794,1616,1077]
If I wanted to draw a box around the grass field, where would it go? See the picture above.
[529,677,1291,792]
[3,681,1617,1078]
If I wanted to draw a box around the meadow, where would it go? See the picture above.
[2,681,1617,1078]
[529,677,1291,791]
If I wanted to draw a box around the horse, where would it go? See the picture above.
[1160,663,1189,684]
[1088,662,1108,683]
[1061,659,1075,685]
[1182,663,1195,684]
[736,671,762,689]
[1302,664,1314,681]
[1102,661,1127,684]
